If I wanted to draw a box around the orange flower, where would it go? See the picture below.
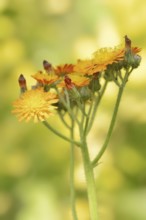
[93,47,125,65]
[74,47,125,75]
[12,89,58,123]
[32,71,59,85]
[54,64,74,76]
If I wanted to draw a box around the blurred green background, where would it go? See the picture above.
[0,0,146,219]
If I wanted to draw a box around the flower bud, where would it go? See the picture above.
[43,60,53,73]
[18,74,27,93]
[124,51,141,69]
[64,75,74,90]
[79,86,92,101]
[104,70,113,81]
[132,54,141,68]
[124,36,141,69]
[64,76,81,101]
[89,73,101,92]
[124,35,131,51]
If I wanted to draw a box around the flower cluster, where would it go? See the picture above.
[12,36,141,122]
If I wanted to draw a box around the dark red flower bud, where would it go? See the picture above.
[64,75,74,89]
[18,74,27,88]
[43,60,52,72]
[124,35,131,50]
[18,74,27,93]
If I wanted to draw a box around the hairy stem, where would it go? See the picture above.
[70,119,78,220]
[80,138,98,220]
[87,81,108,133]
[92,70,130,167]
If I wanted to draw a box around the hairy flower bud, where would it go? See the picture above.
[18,74,27,93]
[124,35,131,50]
[64,75,74,90]
[43,60,53,73]
[123,35,141,69]
[89,73,101,92]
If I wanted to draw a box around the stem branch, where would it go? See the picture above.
[87,81,108,133]
[92,71,130,167]
[43,121,80,147]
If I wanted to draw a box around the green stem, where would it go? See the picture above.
[42,121,80,147]
[80,138,98,220]
[83,98,94,136]
[87,81,108,133]
[58,111,71,129]
[70,119,78,220]
[92,77,127,167]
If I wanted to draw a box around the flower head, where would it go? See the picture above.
[54,64,74,76]
[74,47,125,75]
[93,47,125,65]
[12,89,58,123]
[32,71,59,86]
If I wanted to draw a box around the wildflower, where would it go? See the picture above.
[54,64,74,76]
[74,47,125,75]
[12,89,58,123]
[32,71,59,86]
[93,47,125,66]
